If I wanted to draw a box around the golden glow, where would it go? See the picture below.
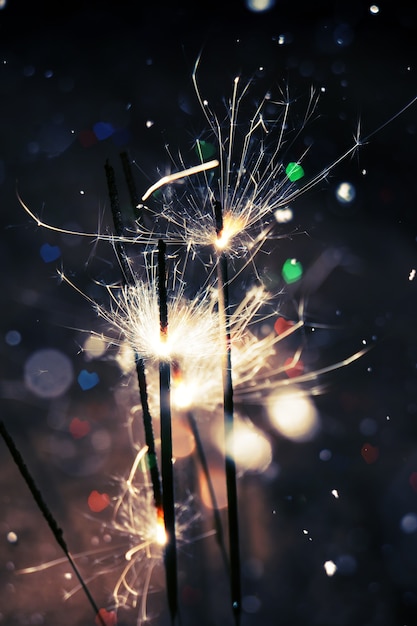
[155,509,167,546]
[141,159,219,201]
[214,214,247,250]
[267,389,320,442]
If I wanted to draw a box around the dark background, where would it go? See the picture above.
[1,1,417,625]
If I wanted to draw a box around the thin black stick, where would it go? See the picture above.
[158,239,178,624]
[104,160,163,513]
[213,200,241,626]
[0,421,107,626]
[186,412,229,574]
[119,151,141,224]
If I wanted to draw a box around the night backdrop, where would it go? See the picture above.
[1,1,417,625]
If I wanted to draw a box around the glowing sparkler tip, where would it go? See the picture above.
[156,507,167,546]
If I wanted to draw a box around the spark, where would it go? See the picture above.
[141,159,219,201]
[17,443,206,623]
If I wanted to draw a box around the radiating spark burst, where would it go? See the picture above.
[135,58,369,259]
[17,444,204,625]
[108,280,368,416]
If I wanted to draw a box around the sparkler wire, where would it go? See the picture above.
[214,200,241,625]
[186,412,229,573]
[120,151,141,224]
[158,238,178,624]
[0,421,107,626]
[104,160,163,513]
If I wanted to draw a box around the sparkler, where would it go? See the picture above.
[213,199,241,624]
[0,421,107,626]
[15,56,417,626]
[105,158,163,518]
[157,238,178,624]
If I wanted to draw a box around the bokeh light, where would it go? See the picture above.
[24,348,74,398]
[245,0,276,12]
[267,390,320,442]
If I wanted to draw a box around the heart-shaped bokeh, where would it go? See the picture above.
[40,242,61,263]
[77,369,99,391]
[282,258,303,284]
[69,417,90,439]
[361,443,379,464]
[95,608,117,626]
[88,490,110,513]
[274,317,295,336]
[284,356,304,378]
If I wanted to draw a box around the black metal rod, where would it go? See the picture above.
[213,200,241,626]
[119,151,142,224]
[105,159,162,512]
[158,239,178,624]
[0,421,107,626]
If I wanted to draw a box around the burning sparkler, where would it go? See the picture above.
[13,55,417,626]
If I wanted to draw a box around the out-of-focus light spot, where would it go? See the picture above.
[95,608,117,626]
[267,391,320,442]
[319,449,332,461]
[91,429,111,452]
[0,0,7,9]
[335,181,356,204]
[200,465,227,509]
[229,421,272,473]
[83,334,107,360]
[369,4,380,14]
[93,121,115,140]
[282,258,303,284]
[409,268,416,281]
[285,162,305,182]
[195,139,217,161]
[146,120,154,128]
[79,190,85,195]
[360,417,377,436]
[361,442,379,464]
[44,70,53,78]
[77,369,99,391]
[115,343,135,374]
[332,489,339,498]
[23,65,35,77]
[245,0,275,12]
[5,330,21,346]
[274,207,293,223]
[64,572,72,580]
[409,472,417,492]
[336,554,357,575]
[7,531,18,544]
[333,23,354,47]
[40,242,61,263]
[69,417,91,439]
[324,560,337,576]
[78,129,98,148]
[88,490,110,513]
[274,317,295,336]
[400,513,417,534]
[284,356,304,378]
[24,349,74,398]
[242,595,262,613]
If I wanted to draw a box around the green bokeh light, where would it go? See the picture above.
[285,162,305,182]
[282,258,303,284]
[195,139,217,161]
